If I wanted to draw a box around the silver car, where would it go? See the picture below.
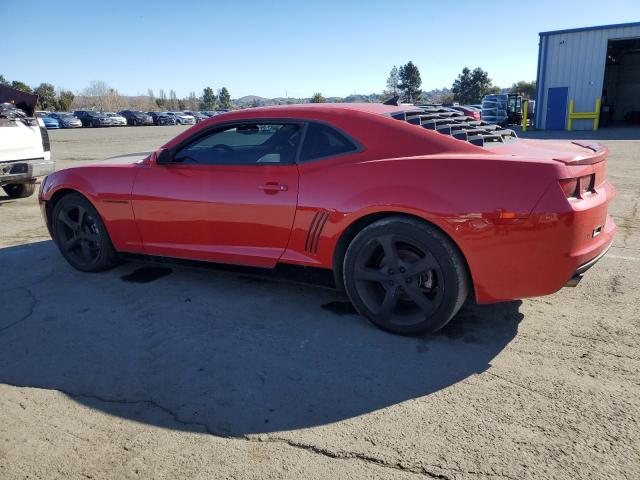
[105,112,127,126]
[165,111,196,125]
[48,112,82,128]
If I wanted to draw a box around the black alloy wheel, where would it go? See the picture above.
[343,217,468,335]
[52,193,119,272]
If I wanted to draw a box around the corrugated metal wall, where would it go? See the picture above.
[536,24,640,129]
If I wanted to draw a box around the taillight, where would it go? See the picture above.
[559,174,595,199]
[579,174,595,195]
[40,126,51,152]
[559,178,578,198]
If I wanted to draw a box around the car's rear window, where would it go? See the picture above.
[299,122,357,162]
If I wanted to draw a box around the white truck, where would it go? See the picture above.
[0,86,55,198]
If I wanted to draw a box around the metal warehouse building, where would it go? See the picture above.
[536,21,640,130]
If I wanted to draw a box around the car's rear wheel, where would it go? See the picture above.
[52,193,119,272]
[2,182,36,199]
[343,217,469,335]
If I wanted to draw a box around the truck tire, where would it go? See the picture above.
[3,182,36,199]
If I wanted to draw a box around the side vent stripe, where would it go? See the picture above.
[305,211,321,252]
[304,210,330,254]
[311,212,330,254]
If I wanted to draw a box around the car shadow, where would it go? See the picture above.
[0,240,523,436]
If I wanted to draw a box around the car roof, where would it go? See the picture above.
[236,102,408,116]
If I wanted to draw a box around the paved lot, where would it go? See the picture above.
[1,126,639,479]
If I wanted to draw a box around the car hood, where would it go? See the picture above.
[97,152,151,165]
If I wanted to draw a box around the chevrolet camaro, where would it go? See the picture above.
[39,103,617,334]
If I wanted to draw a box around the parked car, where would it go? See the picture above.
[448,105,481,121]
[105,112,127,126]
[35,111,59,129]
[165,111,195,125]
[183,110,208,123]
[42,115,60,129]
[39,102,617,335]
[0,87,54,198]
[73,110,112,128]
[117,110,153,126]
[48,112,82,128]
[147,111,177,126]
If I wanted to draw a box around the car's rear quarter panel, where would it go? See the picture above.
[282,153,567,301]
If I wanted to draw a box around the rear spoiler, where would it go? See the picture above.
[0,85,38,116]
[553,142,608,166]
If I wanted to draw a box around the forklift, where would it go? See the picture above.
[481,93,526,126]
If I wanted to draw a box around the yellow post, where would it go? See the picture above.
[567,99,574,131]
[566,97,600,131]
[522,100,528,131]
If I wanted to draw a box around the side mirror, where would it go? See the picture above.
[156,148,174,165]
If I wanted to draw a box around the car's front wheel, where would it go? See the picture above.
[2,182,36,198]
[343,217,469,335]
[52,193,119,272]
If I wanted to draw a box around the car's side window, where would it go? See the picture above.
[299,122,358,162]
[174,123,302,166]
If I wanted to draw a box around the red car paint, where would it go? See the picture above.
[39,103,617,303]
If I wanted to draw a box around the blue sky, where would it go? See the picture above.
[1,0,638,98]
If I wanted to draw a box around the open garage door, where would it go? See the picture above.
[602,38,640,126]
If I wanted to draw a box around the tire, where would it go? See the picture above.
[51,193,119,272]
[2,182,36,199]
[343,217,469,335]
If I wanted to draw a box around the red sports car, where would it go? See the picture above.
[39,103,616,334]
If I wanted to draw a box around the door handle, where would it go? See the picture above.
[259,182,288,193]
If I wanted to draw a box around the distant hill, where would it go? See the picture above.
[234,95,271,106]
[232,88,453,107]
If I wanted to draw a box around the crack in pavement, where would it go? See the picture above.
[484,371,556,401]
[0,382,518,479]
[0,288,37,335]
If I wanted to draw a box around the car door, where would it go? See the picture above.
[131,121,302,268]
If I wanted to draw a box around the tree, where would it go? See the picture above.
[10,80,32,94]
[310,92,325,103]
[156,89,167,109]
[398,61,422,102]
[0,75,8,86]
[186,91,198,111]
[511,80,536,99]
[177,99,186,110]
[452,67,499,104]
[384,66,401,98]
[168,90,178,110]
[57,90,75,111]
[451,67,473,104]
[147,88,155,100]
[82,80,110,110]
[218,87,232,109]
[34,83,57,110]
[200,86,217,110]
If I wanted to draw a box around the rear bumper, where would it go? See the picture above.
[0,158,55,186]
[457,178,617,303]
[565,239,614,287]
